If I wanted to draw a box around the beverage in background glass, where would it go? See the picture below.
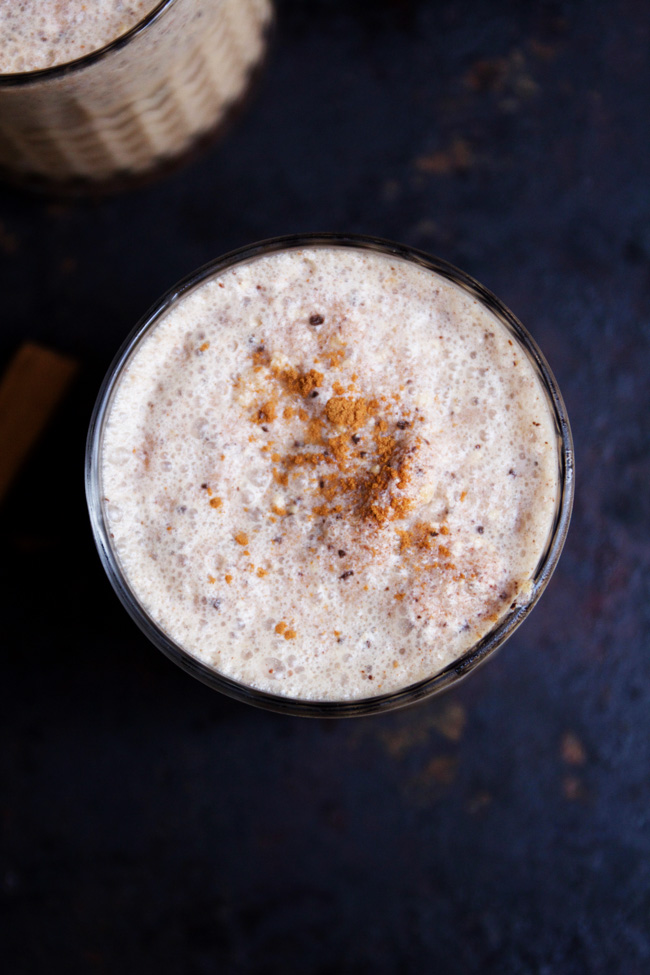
[0,0,273,188]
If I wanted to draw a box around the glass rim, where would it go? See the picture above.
[0,0,175,87]
[85,232,575,718]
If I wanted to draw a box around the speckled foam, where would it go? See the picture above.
[101,246,560,701]
[0,1,157,72]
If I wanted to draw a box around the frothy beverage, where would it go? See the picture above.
[0,2,156,72]
[0,0,272,184]
[95,241,566,705]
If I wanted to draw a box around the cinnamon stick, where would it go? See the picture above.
[0,342,78,504]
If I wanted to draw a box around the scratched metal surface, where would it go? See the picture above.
[1,1,649,972]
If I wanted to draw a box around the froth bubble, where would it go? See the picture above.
[248,468,269,488]
[107,447,130,467]
[193,419,210,439]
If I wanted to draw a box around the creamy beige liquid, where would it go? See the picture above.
[0,0,272,182]
[101,246,560,702]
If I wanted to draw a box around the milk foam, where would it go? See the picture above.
[0,1,155,72]
[101,247,560,701]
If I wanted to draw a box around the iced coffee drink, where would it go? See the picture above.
[87,236,573,715]
[0,0,272,186]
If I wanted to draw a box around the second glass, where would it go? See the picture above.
[0,0,273,189]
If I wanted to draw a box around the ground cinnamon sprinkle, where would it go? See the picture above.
[267,364,324,398]
[326,347,346,369]
[241,334,455,582]
[389,497,413,520]
[275,621,287,634]
[252,346,270,367]
[255,399,277,424]
[328,433,349,464]
[397,522,446,552]
[305,417,323,443]
[234,531,249,546]
[325,395,377,431]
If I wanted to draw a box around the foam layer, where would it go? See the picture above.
[101,246,560,701]
[0,1,156,72]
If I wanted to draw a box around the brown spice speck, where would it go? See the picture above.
[278,366,323,398]
[252,346,270,367]
[325,395,377,431]
[389,497,413,520]
[256,400,277,424]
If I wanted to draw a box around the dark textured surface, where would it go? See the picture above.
[1,1,650,972]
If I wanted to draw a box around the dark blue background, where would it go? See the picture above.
[1,1,649,971]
